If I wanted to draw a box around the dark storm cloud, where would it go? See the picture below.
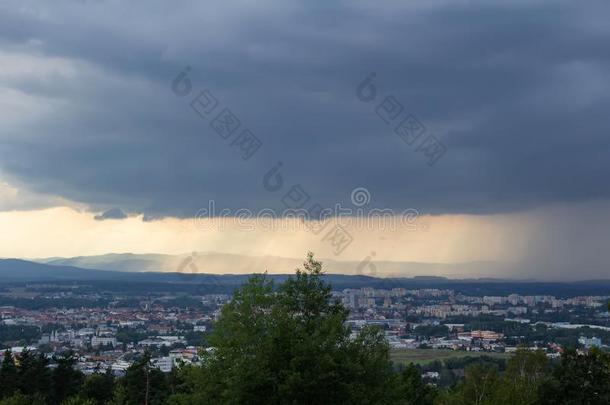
[1,0,609,217]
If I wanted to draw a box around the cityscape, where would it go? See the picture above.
[1,272,609,386]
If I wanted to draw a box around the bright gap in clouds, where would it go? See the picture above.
[0,201,608,280]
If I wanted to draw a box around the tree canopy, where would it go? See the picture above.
[172,252,407,404]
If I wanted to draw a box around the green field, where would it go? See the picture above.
[390,349,511,365]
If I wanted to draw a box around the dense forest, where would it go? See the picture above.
[0,254,608,404]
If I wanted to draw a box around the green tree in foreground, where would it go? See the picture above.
[0,392,45,405]
[51,351,84,404]
[538,348,610,404]
[0,350,18,399]
[16,350,51,400]
[113,351,168,405]
[60,396,95,405]
[435,348,610,405]
[170,252,417,404]
[394,364,437,405]
[436,362,499,405]
[80,367,115,405]
[492,349,548,404]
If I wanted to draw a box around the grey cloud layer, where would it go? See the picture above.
[1,0,609,217]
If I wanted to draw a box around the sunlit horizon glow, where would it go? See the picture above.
[1,200,609,280]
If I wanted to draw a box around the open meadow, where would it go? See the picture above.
[390,349,511,365]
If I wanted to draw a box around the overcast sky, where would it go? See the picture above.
[1,1,609,279]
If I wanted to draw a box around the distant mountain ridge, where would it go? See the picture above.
[39,253,176,273]
[0,259,126,282]
[4,258,610,297]
[35,252,513,279]
[0,259,380,288]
